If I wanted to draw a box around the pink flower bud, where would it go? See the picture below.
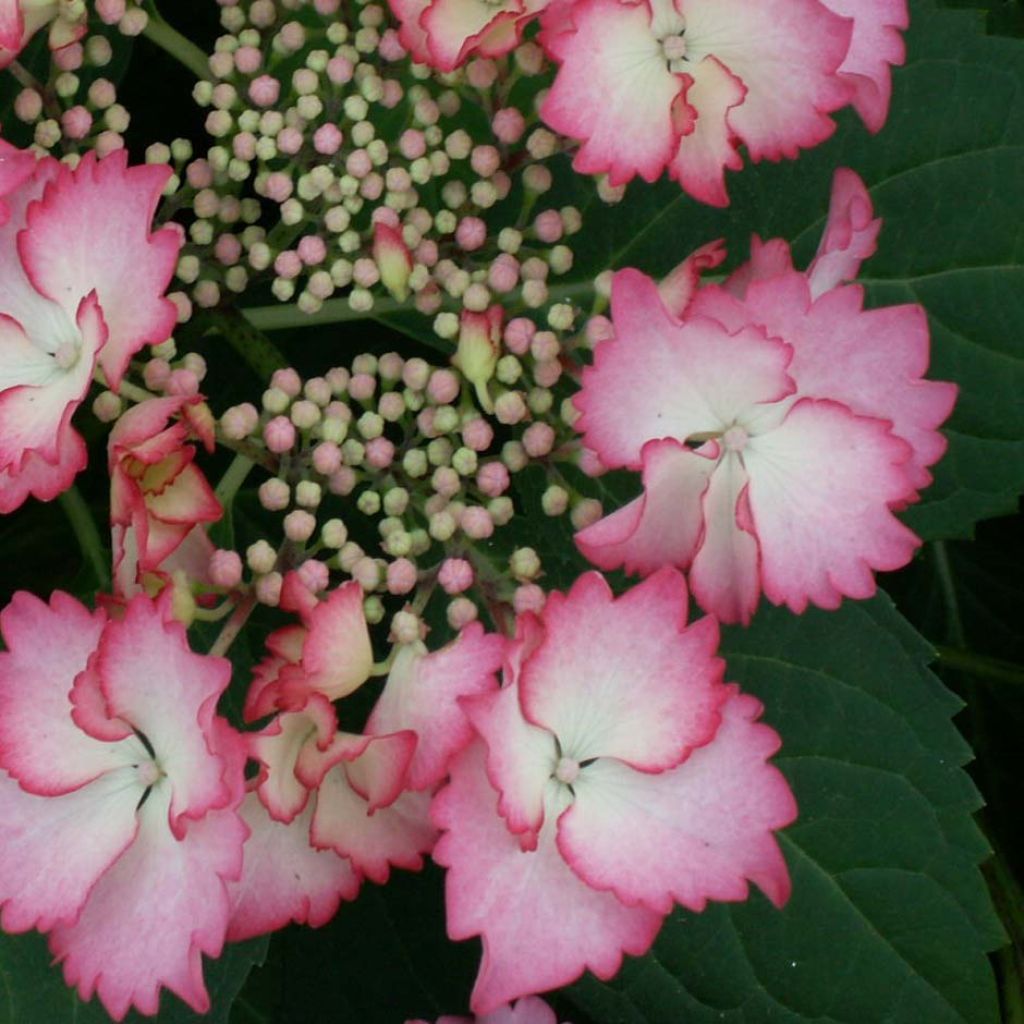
[455,216,486,252]
[492,107,526,144]
[365,437,395,468]
[523,422,556,458]
[503,317,535,355]
[221,403,259,440]
[284,509,317,543]
[577,446,608,477]
[96,0,125,24]
[399,129,426,160]
[381,80,404,108]
[476,461,510,497]
[143,358,171,391]
[378,27,406,60]
[386,557,418,595]
[460,417,493,452]
[54,43,83,71]
[460,505,494,539]
[494,391,527,425]
[351,555,381,591]
[312,441,342,475]
[277,127,303,155]
[61,106,92,140]
[234,45,262,73]
[328,466,357,495]
[327,55,353,84]
[513,583,546,615]
[372,221,413,301]
[264,415,297,453]
[432,466,460,498]
[346,148,372,178]
[531,331,561,362]
[439,557,474,594]
[273,250,302,279]
[297,235,327,266]
[313,123,343,155]
[296,558,329,593]
[167,369,200,397]
[232,132,257,161]
[263,171,293,202]
[248,74,280,107]
[214,234,242,266]
[471,145,501,178]
[259,478,291,511]
[533,359,562,387]
[534,210,563,243]
[348,373,376,402]
[466,58,498,89]
[209,549,243,588]
[488,254,519,293]
[447,596,479,630]
[255,571,283,606]
[427,369,460,405]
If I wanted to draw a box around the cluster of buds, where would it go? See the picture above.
[160,0,589,320]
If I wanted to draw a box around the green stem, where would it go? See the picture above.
[933,540,967,648]
[214,453,255,505]
[208,593,256,658]
[935,645,1024,687]
[59,487,111,589]
[141,2,209,79]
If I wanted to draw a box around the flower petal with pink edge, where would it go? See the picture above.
[695,270,957,491]
[688,453,762,625]
[519,570,726,770]
[311,769,436,884]
[540,0,689,186]
[367,623,504,790]
[744,397,921,614]
[0,591,131,793]
[422,0,527,71]
[657,238,727,318]
[575,437,715,576]
[0,766,142,933]
[433,741,663,1016]
[18,150,180,388]
[249,697,337,823]
[407,997,563,1024]
[226,790,360,941]
[49,783,245,1021]
[95,593,235,830]
[575,268,793,469]
[683,0,852,161]
[668,55,746,207]
[389,0,433,62]
[558,689,795,914]
[0,1,23,58]
[0,292,106,469]
[806,167,881,298]
[460,681,556,844]
[0,419,88,513]
[817,0,906,132]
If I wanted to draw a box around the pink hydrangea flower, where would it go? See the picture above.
[0,590,247,1019]
[110,396,221,599]
[0,146,181,512]
[408,996,569,1024]
[432,569,796,1013]
[537,0,905,205]
[243,575,374,720]
[389,0,549,70]
[573,170,957,623]
[0,0,85,69]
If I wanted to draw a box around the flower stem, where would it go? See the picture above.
[59,487,111,590]
[208,593,256,658]
[215,453,255,506]
[140,2,209,79]
[934,645,1024,687]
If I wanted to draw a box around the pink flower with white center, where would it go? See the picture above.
[573,170,957,624]
[538,0,903,205]
[432,569,796,1013]
[0,147,181,512]
[408,996,570,1024]
[110,396,221,600]
[243,575,374,720]
[389,0,550,71]
[0,590,247,1020]
[0,0,86,69]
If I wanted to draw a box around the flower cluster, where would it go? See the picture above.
[0,0,957,1019]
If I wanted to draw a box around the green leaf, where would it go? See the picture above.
[0,930,268,1024]
[566,595,1003,1024]
[555,0,1024,542]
